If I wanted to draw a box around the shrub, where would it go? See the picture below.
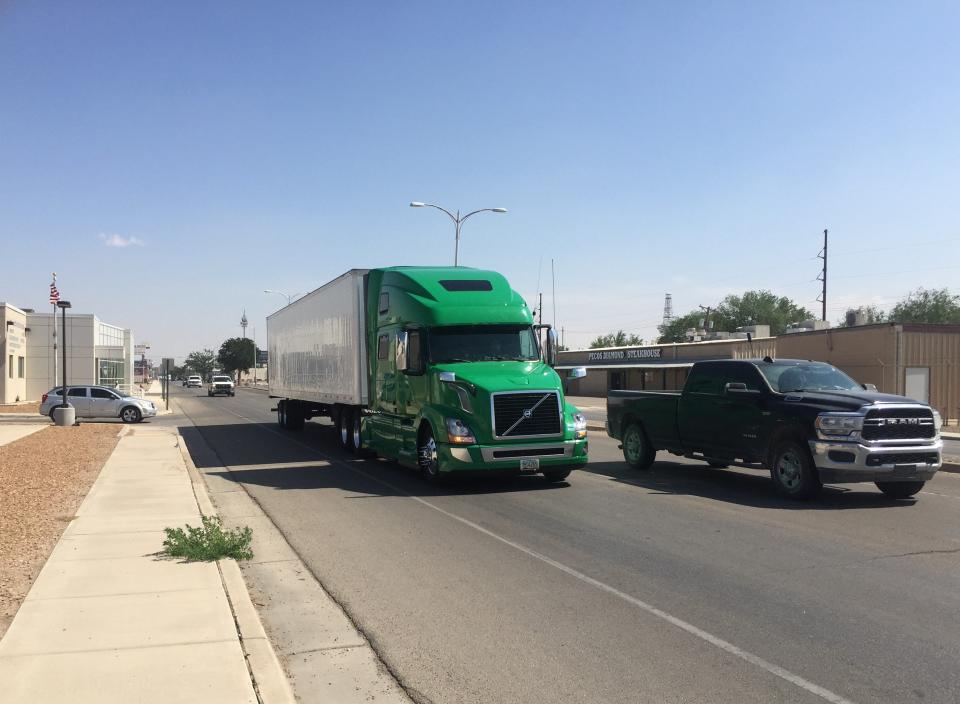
[162,515,253,561]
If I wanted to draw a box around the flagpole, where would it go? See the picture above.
[52,273,58,391]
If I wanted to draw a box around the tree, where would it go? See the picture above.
[657,311,704,343]
[889,288,960,324]
[713,291,814,336]
[589,330,644,349]
[184,349,217,378]
[218,338,257,382]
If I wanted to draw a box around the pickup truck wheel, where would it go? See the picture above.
[770,441,821,500]
[876,481,925,500]
[622,423,655,470]
[418,429,443,484]
[542,470,571,483]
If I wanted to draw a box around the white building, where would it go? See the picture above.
[1,303,29,403]
[25,312,135,400]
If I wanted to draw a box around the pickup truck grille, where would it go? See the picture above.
[492,392,562,438]
[865,452,939,467]
[862,407,936,441]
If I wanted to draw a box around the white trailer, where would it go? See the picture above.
[267,270,369,406]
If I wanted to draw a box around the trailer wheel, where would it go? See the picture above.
[622,422,655,470]
[277,400,287,428]
[287,401,305,431]
[351,411,366,455]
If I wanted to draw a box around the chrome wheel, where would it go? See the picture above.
[352,412,362,452]
[419,432,441,481]
[339,411,350,448]
[121,406,141,423]
[775,451,802,491]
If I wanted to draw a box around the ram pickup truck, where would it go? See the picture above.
[208,375,236,397]
[607,357,943,500]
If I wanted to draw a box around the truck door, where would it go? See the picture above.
[676,363,725,455]
[396,328,426,463]
[715,363,768,462]
[368,329,400,456]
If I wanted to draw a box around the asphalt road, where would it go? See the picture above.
[170,386,960,704]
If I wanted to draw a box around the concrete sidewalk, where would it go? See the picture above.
[0,424,45,446]
[0,426,292,703]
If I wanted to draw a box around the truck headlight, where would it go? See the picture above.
[933,410,942,436]
[815,413,864,437]
[445,417,476,444]
[573,412,588,440]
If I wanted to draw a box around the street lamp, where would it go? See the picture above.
[264,290,300,305]
[409,201,507,266]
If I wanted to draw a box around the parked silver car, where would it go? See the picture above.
[41,386,157,423]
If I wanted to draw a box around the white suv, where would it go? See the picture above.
[186,375,203,388]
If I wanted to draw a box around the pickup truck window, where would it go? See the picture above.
[429,325,539,363]
[685,363,725,395]
[758,362,860,393]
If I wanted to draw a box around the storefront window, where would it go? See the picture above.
[98,358,125,387]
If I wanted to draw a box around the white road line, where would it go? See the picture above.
[205,403,857,704]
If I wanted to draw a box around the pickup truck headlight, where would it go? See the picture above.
[933,410,942,436]
[815,413,864,437]
[573,413,588,440]
[445,417,476,444]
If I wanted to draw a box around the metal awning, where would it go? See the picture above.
[556,362,695,370]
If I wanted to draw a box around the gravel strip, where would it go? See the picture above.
[0,402,40,415]
[0,424,120,637]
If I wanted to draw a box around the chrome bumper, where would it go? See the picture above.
[809,438,942,483]
[479,441,577,462]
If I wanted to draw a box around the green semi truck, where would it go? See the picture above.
[267,267,588,482]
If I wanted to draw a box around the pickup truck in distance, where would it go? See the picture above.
[607,358,943,500]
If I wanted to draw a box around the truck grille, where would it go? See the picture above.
[865,453,939,467]
[492,392,562,438]
[862,407,936,441]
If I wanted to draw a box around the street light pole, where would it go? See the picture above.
[264,290,300,305]
[409,202,507,266]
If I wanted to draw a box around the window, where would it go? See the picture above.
[18,356,24,378]
[379,292,389,314]
[428,325,540,363]
[377,334,389,360]
[724,363,764,391]
[406,330,424,374]
[439,279,492,292]
[68,387,88,397]
[684,363,725,395]
[90,387,118,399]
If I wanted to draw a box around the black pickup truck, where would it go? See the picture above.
[607,358,943,500]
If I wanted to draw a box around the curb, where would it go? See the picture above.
[175,431,296,704]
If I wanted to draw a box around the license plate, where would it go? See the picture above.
[520,458,540,471]
[893,464,917,476]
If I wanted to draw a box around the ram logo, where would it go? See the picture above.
[881,417,922,425]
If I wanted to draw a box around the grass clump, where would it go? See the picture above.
[162,515,253,561]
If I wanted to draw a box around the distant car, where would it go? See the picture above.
[186,375,203,388]
[208,375,236,397]
[41,386,157,423]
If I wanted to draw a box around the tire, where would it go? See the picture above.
[230,392,235,397]
[707,460,729,469]
[770,440,821,499]
[622,422,655,470]
[277,400,287,429]
[338,408,355,451]
[876,481,925,500]
[418,426,443,484]
[542,470,572,483]
[351,411,365,455]
[287,401,304,431]
[208,391,213,397]
[120,406,142,424]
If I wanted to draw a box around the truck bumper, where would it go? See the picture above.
[437,439,588,474]
[809,438,942,483]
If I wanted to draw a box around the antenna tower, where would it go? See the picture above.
[662,293,674,327]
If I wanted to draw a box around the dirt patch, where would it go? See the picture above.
[0,424,120,637]
[0,402,40,415]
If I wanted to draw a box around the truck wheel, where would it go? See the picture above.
[277,401,287,429]
[542,470,571,483]
[351,411,366,455]
[622,423,655,470]
[418,427,443,484]
[339,408,355,451]
[876,481,925,500]
[770,440,821,500]
[288,402,305,431]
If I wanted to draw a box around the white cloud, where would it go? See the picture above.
[98,233,145,248]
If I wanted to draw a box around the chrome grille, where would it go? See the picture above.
[862,407,936,441]
[492,392,562,438]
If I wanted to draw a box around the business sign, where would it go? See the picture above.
[161,357,175,369]
[586,347,663,363]
[257,350,268,365]
[135,343,150,356]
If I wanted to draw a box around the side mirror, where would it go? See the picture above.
[725,382,761,396]
[544,328,558,368]
[567,366,587,380]
[395,330,408,372]
[862,383,877,392]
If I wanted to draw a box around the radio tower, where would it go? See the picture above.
[662,293,674,327]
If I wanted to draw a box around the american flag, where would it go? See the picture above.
[49,280,60,305]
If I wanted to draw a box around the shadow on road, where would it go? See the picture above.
[581,456,916,510]
[178,421,569,499]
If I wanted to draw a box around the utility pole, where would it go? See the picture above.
[698,305,713,331]
[816,229,828,321]
[537,292,543,325]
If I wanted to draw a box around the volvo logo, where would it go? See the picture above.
[523,409,533,419]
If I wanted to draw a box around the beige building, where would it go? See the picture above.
[1,303,29,403]
[560,322,960,423]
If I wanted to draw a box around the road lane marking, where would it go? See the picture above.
[197,403,857,704]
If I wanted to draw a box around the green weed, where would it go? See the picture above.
[162,515,253,561]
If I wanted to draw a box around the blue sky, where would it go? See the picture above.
[2,1,958,360]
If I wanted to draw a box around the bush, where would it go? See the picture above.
[162,515,253,561]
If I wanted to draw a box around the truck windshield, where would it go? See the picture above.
[758,363,861,393]
[429,325,540,363]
